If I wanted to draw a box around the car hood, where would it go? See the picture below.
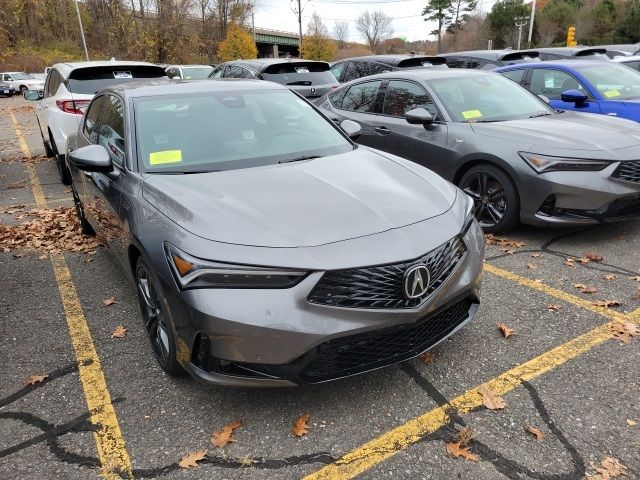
[470,112,640,153]
[142,149,457,248]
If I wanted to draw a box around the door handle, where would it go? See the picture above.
[374,126,391,135]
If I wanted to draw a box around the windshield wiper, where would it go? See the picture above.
[286,81,312,86]
[529,111,553,118]
[279,155,321,164]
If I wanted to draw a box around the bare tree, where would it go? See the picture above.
[355,10,393,53]
[333,19,349,48]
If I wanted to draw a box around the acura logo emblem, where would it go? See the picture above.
[403,265,431,299]
[310,87,316,95]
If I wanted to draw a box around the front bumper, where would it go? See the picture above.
[518,162,640,226]
[163,221,484,387]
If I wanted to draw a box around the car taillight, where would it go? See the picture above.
[56,99,90,115]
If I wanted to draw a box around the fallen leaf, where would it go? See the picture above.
[479,384,507,410]
[593,300,622,309]
[445,441,478,462]
[418,352,436,363]
[500,248,516,255]
[604,274,617,280]
[178,450,207,469]
[526,263,537,270]
[573,283,587,289]
[498,322,514,338]
[292,413,310,437]
[626,419,637,426]
[564,258,575,267]
[547,304,561,312]
[577,257,591,264]
[585,252,603,262]
[455,427,473,446]
[611,322,639,343]
[634,288,640,300]
[580,287,597,294]
[629,275,640,282]
[530,253,542,258]
[102,296,118,306]
[525,425,544,441]
[111,325,127,338]
[211,420,242,448]
[586,457,627,479]
[25,374,48,385]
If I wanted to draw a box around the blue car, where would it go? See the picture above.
[495,60,640,122]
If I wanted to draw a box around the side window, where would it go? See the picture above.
[464,59,481,69]
[529,69,588,100]
[82,95,107,144]
[342,62,361,82]
[329,86,348,108]
[369,62,392,75]
[445,57,465,68]
[340,80,382,113]
[225,66,244,78]
[98,95,126,167]
[383,80,438,119]
[625,61,640,72]
[48,70,62,96]
[501,69,525,84]
[330,62,346,82]
[238,67,253,79]
[210,66,224,78]
[5,74,13,81]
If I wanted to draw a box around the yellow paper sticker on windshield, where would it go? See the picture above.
[150,150,182,165]
[462,109,483,119]
[604,90,620,98]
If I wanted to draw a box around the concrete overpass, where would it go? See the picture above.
[254,28,299,58]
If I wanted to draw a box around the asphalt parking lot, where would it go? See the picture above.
[0,95,638,480]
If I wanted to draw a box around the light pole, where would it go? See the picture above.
[527,0,536,46]
[290,0,305,58]
[515,16,529,50]
[74,0,89,61]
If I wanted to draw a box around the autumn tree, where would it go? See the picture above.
[617,0,640,42]
[333,19,350,49]
[422,0,453,53]
[217,23,257,61]
[486,0,529,48]
[301,12,337,61]
[355,10,394,53]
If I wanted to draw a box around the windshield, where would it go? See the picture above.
[67,66,167,94]
[430,74,553,122]
[135,90,352,173]
[11,73,35,80]
[181,67,214,79]
[574,63,640,100]
[260,62,336,86]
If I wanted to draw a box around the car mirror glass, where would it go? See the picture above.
[560,89,587,104]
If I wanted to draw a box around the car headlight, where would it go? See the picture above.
[165,243,308,289]
[519,152,610,174]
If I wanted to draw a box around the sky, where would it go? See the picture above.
[253,0,498,43]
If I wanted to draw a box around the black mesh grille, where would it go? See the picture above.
[605,196,640,219]
[308,236,466,309]
[612,161,640,183]
[300,297,475,382]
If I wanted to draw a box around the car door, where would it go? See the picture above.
[38,69,62,144]
[324,80,383,148]
[527,68,601,113]
[372,79,448,175]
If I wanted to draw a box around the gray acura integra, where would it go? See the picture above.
[65,80,483,386]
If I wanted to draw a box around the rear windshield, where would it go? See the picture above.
[575,49,608,57]
[181,67,214,79]
[67,66,167,94]
[261,62,336,86]
[397,57,447,68]
[501,52,541,63]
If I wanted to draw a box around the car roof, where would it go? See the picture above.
[334,55,439,67]
[168,64,213,69]
[613,55,640,63]
[354,69,492,83]
[438,50,537,60]
[521,47,607,56]
[103,78,286,98]
[1,71,29,74]
[497,59,618,70]
[220,58,329,71]
[50,60,162,78]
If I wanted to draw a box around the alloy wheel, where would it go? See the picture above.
[136,266,170,367]
[461,171,507,229]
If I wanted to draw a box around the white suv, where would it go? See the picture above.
[29,61,166,184]
[0,72,45,93]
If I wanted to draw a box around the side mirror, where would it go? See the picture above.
[23,90,40,101]
[405,108,434,126]
[69,145,113,173]
[340,119,361,139]
[538,94,550,104]
[560,89,588,104]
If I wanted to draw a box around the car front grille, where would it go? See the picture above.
[605,196,640,219]
[299,297,476,383]
[307,236,466,309]
[612,161,640,183]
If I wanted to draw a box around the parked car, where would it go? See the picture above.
[64,80,483,386]
[23,61,167,184]
[438,50,541,70]
[613,55,640,72]
[165,64,214,80]
[0,72,45,93]
[0,81,16,97]
[496,60,640,122]
[520,47,610,61]
[330,55,447,83]
[208,59,338,99]
[316,69,640,232]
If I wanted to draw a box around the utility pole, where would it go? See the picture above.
[527,0,536,46]
[75,0,89,61]
[515,16,529,50]
[290,0,305,58]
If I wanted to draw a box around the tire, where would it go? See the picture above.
[71,185,95,236]
[50,135,71,185]
[19,85,27,94]
[135,257,185,377]
[458,163,520,233]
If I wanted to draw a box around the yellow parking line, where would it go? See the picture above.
[303,264,635,480]
[11,113,133,478]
